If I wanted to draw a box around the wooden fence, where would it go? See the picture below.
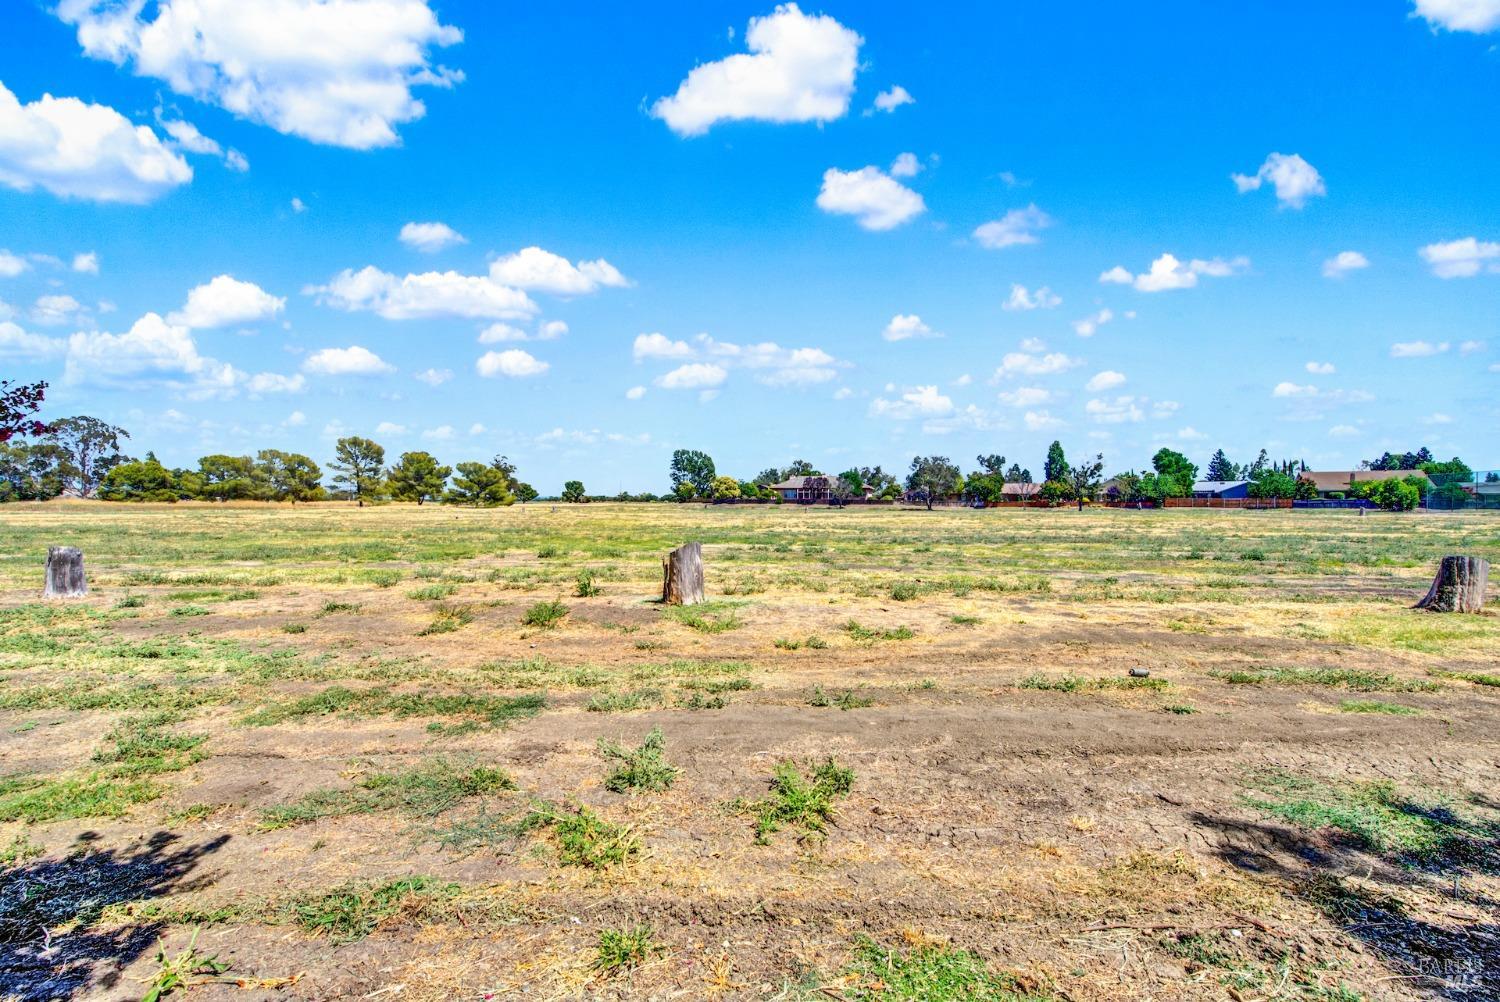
[1163,497,1293,509]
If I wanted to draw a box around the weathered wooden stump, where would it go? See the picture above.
[661,542,705,606]
[43,546,88,599]
[1414,555,1489,613]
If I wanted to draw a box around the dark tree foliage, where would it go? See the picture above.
[975,453,1006,475]
[0,380,48,443]
[328,436,386,506]
[45,416,130,497]
[387,451,451,505]
[1044,441,1069,483]
[669,449,717,497]
[906,455,961,510]
[1204,449,1238,482]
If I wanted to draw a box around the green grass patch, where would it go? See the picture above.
[586,688,663,713]
[842,935,1053,1001]
[739,758,854,844]
[418,602,474,636]
[1242,769,1496,863]
[286,876,457,943]
[844,620,914,643]
[598,727,679,793]
[259,757,514,830]
[407,583,458,601]
[1210,666,1438,692]
[808,685,874,710]
[662,602,742,634]
[1338,699,1419,716]
[520,803,639,868]
[521,599,568,629]
[594,925,661,975]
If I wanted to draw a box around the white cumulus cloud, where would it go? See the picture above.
[817,166,924,231]
[868,384,953,419]
[625,385,646,400]
[1322,250,1369,278]
[1306,361,1336,375]
[476,348,548,378]
[882,313,938,341]
[871,85,914,114]
[64,312,242,395]
[651,3,861,136]
[1072,308,1114,336]
[889,151,921,178]
[655,362,727,390]
[413,367,452,386]
[1085,370,1126,392]
[1413,0,1500,32]
[399,221,466,253]
[1390,339,1450,358]
[168,274,285,328]
[309,266,536,321]
[634,332,694,360]
[1419,237,1500,278]
[57,0,464,149]
[972,204,1050,249]
[1102,253,1249,292]
[72,251,99,274]
[1231,152,1326,208]
[993,349,1081,379]
[488,246,629,294]
[1003,284,1060,311]
[0,80,191,202]
[303,345,395,376]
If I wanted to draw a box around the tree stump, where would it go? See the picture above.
[43,546,88,599]
[1414,556,1489,613]
[661,542,705,606]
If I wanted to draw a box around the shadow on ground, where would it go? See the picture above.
[0,831,228,1001]
[1193,804,1498,1002]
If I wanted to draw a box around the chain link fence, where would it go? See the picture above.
[1426,471,1500,510]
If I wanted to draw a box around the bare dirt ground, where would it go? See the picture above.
[0,502,1497,1001]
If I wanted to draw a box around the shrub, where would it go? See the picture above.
[522,600,568,629]
[741,758,855,844]
[598,727,679,793]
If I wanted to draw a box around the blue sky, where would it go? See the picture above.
[1,1,1497,493]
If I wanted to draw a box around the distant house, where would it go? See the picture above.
[1299,469,1429,497]
[1002,481,1040,502]
[1192,480,1251,499]
[770,475,832,502]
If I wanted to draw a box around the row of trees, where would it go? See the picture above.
[663,450,904,503]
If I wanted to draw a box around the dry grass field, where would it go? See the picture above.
[1,502,1498,1001]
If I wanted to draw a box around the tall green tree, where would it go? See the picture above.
[443,460,514,506]
[258,450,324,503]
[1151,448,1198,497]
[513,481,539,503]
[329,436,386,506]
[1204,449,1237,482]
[198,454,266,501]
[387,451,451,505]
[98,454,183,502]
[561,479,587,502]
[975,453,1007,475]
[906,455,962,510]
[1044,441,1069,483]
[1067,453,1106,510]
[1004,463,1033,485]
[44,416,130,497]
[0,442,66,501]
[669,449,717,497]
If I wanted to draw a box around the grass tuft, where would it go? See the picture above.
[598,727,680,793]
